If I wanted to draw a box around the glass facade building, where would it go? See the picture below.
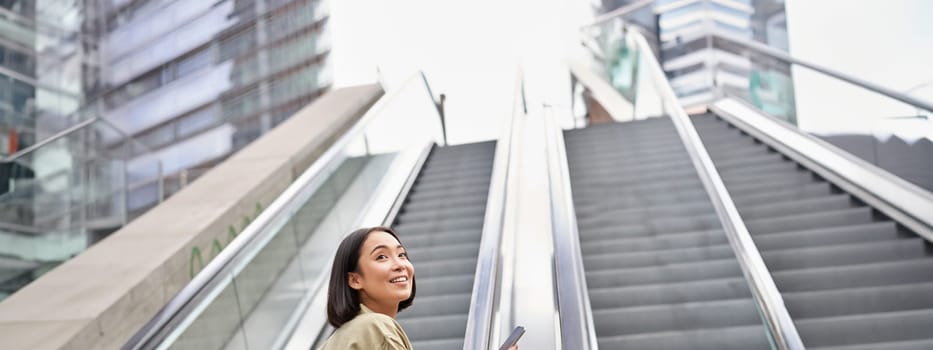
[0,0,331,299]
[100,0,333,211]
[0,0,97,172]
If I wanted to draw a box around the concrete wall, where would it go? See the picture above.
[0,84,383,350]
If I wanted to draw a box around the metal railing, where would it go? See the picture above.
[463,69,523,349]
[574,15,807,348]
[544,102,599,350]
[627,29,805,349]
[707,30,933,113]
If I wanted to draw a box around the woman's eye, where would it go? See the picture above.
[399,252,408,259]
[376,254,388,260]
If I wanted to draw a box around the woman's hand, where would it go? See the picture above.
[508,346,518,350]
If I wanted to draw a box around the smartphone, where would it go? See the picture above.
[498,326,525,350]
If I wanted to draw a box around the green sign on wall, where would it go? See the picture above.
[188,202,264,278]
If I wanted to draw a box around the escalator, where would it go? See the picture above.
[391,141,496,350]
[567,13,933,349]
[692,113,933,349]
[563,117,771,349]
[123,73,515,350]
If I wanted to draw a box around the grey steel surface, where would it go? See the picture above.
[394,141,497,350]
[545,106,599,350]
[563,118,773,349]
[693,113,933,348]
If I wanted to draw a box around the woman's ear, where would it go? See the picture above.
[347,272,363,290]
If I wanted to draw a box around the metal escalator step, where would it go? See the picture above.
[567,151,689,169]
[579,214,722,240]
[720,166,811,184]
[592,298,762,337]
[795,308,933,348]
[703,145,775,161]
[585,258,742,288]
[421,157,495,169]
[572,177,704,201]
[395,204,487,224]
[393,216,484,234]
[574,188,710,213]
[753,222,900,251]
[580,229,727,254]
[724,173,820,195]
[718,159,799,178]
[412,177,492,193]
[412,258,477,279]
[583,244,735,271]
[695,112,933,350]
[396,292,472,319]
[581,212,723,232]
[398,314,469,341]
[737,194,854,220]
[416,166,492,181]
[572,166,701,189]
[731,182,834,207]
[410,338,464,350]
[406,185,492,202]
[403,194,487,212]
[568,141,689,159]
[761,238,928,271]
[577,201,714,227]
[701,139,760,153]
[588,277,751,309]
[744,207,876,234]
[406,242,480,262]
[400,228,481,248]
[709,152,786,170]
[812,338,933,350]
[415,275,475,297]
[570,152,693,172]
[783,282,933,319]
[597,324,770,350]
[772,259,933,293]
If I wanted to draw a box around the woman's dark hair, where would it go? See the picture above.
[326,226,416,328]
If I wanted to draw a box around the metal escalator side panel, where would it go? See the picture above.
[709,98,933,241]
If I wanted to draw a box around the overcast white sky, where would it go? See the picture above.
[330,0,932,142]
[329,0,596,144]
[787,0,933,139]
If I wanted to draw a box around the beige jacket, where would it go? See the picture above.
[318,304,413,350]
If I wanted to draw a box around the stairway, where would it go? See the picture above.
[563,118,771,349]
[392,141,496,350]
[692,114,933,349]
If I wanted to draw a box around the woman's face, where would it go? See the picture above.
[348,231,414,309]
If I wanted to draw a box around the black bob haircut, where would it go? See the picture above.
[326,226,416,328]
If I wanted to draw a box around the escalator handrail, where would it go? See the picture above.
[462,68,523,350]
[123,75,430,350]
[708,30,933,113]
[544,104,600,350]
[627,30,806,350]
[710,97,933,242]
[583,8,933,114]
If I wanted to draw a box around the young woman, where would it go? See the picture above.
[319,226,519,349]
[320,226,415,349]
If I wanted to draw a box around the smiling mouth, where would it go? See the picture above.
[389,276,409,283]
